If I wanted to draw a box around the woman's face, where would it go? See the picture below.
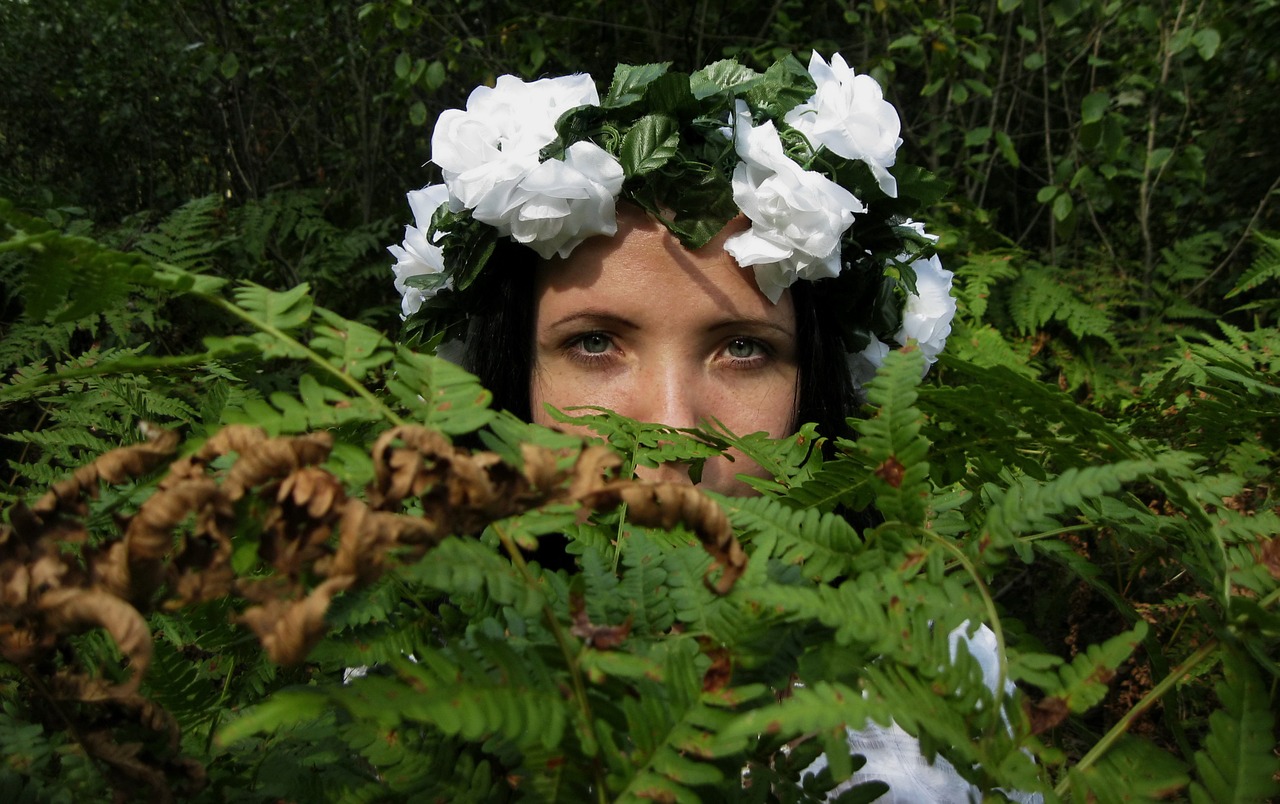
[530,206,799,495]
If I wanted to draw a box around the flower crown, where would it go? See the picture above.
[388,52,956,385]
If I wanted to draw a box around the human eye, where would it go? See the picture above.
[565,331,617,363]
[719,336,771,366]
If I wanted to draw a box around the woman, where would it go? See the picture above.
[388,53,1027,803]
[389,52,954,496]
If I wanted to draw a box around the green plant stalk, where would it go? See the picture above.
[1057,636,1220,797]
[492,523,608,804]
[1058,586,1280,796]
[921,528,1008,725]
[200,292,405,428]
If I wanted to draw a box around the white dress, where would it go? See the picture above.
[803,623,1044,803]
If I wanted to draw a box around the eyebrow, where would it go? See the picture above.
[540,310,638,332]
[705,316,796,339]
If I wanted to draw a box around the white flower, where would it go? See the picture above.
[784,52,903,198]
[847,250,956,385]
[429,72,621,258]
[501,141,625,259]
[388,183,450,318]
[847,335,891,388]
[720,101,865,303]
[900,253,956,364]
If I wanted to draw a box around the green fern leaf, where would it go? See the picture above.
[1067,735,1190,803]
[984,455,1195,558]
[782,450,877,513]
[1225,231,1280,298]
[1016,622,1147,713]
[725,495,864,583]
[1189,651,1280,804]
[232,281,315,332]
[386,347,495,436]
[854,346,930,526]
[310,308,395,381]
[135,195,222,272]
[400,537,546,619]
[712,681,886,756]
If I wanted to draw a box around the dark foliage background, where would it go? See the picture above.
[1,0,1278,801]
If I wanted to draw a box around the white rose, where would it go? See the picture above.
[388,183,451,318]
[428,73,620,257]
[502,141,625,259]
[847,335,891,389]
[720,101,865,303]
[784,51,903,198]
[431,73,600,212]
[848,251,956,384]
[899,253,956,364]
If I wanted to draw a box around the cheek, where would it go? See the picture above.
[705,371,799,438]
[529,366,626,426]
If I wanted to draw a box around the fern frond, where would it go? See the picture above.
[135,195,222,272]
[984,455,1196,562]
[399,537,547,619]
[310,308,395,382]
[1225,230,1280,298]
[232,282,315,333]
[725,495,864,583]
[385,347,495,436]
[1008,267,1119,349]
[1014,622,1147,713]
[854,346,930,526]
[616,531,676,634]
[1066,735,1190,803]
[1188,650,1280,804]
[781,450,877,513]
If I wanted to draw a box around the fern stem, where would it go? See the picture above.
[492,523,609,803]
[1057,636,1220,797]
[201,293,405,427]
[920,530,1008,727]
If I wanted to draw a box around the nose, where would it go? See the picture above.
[626,359,702,431]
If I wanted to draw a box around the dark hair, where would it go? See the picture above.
[462,239,858,444]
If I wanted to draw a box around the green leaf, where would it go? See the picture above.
[394,51,411,79]
[1081,91,1109,125]
[1193,28,1221,61]
[1052,191,1074,222]
[425,59,446,91]
[1226,231,1280,298]
[995,130,1020,167]
[620,114,680,177]
[964,126,992,147]
[854,347,930,526]
[310,309,394,381]
[604,62,671,108]
[1189,653,1280,804]
[219,52,239,79]
[233,282,314,332]
[689,59,761,99]
[216,688,331,745]
[1020,623,1147,712]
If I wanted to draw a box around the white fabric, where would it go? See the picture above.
[803,623,1043,803]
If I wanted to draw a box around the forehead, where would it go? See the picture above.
[534,208,791,326]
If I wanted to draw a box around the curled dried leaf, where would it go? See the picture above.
[568,445,622,499]
[238,575,354,665]
[223,432,333,500]
[261,467,347,576]
[32,427,180,517]
[578,481,745,594]
[38,587,153,697]
[328,499,441,583]
[369,425,454,507]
